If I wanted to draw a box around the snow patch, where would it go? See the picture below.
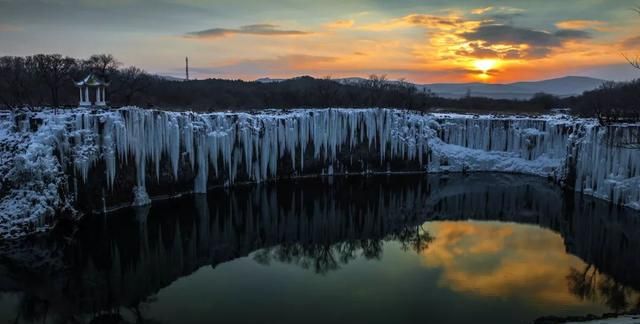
[132,186,151,207]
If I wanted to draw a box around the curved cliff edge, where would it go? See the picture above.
[1,107,639,239]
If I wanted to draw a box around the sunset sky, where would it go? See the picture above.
[1,0,639,83]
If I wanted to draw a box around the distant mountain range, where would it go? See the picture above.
[416,76,607,99]
[256,76,608,100]
[156,75,188,81]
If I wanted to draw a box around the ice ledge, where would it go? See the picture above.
[565,315,640,324]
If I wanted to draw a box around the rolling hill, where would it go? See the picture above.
[256,75,607,100]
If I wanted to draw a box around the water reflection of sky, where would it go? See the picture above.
[422,221,616,310]
[2,174,639,324]
[140,220,637,324]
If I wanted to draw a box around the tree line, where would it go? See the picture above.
[565,80,640,117]
[0,53,638,116]
[0,54,150,108]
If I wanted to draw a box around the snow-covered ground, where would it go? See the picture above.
[1,107,639,239]
[566,315,640,323]
[0,111,71,239]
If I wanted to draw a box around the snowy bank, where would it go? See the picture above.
[1,107,639,238]
[565,315,640,323]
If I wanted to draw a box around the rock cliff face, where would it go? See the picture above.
[1,107,639,238]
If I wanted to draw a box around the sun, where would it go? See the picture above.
[474,59,498,74]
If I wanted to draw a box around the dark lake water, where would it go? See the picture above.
[1,174,640,324]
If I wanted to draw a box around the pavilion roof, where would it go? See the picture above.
[75,73,110,87]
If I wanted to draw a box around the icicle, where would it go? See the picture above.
[30,107,635,211]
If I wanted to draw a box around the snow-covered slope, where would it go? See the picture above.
[1,107,639,239]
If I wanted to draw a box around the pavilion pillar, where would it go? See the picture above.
[79,86,90,106]
[95,86,106,106]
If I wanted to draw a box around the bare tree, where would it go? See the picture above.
[113,66,152,105]
[31,54,77,107]
[396,224,434,253]
[0,56,35,108]
[363,74,389,106]
[367,74,388,90]
[624,53,640,70]
[83,54,121,77]
[626,7,640,70]
[316,75,338,106]
[566,265,599,301]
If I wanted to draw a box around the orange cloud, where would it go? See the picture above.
[556,20,609,31]
[325,19,355,29]
[185,24,311,39]
[471,7,493,15]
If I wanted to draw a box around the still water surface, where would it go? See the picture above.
[1,174,639,323]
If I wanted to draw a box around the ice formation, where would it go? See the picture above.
[0,111,70,239]
[1,107,639,238]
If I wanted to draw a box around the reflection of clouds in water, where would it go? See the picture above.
[420,221,592,308]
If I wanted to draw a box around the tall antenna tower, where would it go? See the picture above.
[185,56,190,81]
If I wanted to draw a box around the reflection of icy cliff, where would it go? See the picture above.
[0,174,639,323]
[1,108,640,238]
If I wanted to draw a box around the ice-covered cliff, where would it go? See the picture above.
[1,107,639,239]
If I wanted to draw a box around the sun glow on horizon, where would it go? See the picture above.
[472,59,500,80]
[474,59,498,73]
[2,1,630,83]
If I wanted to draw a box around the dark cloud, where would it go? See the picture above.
[0,0,211,32]
[526,47,553,59]
[459,24,591,59]
[554,29,591,39]
[485,13,524,24]
[462,24,590,47]
[623,35,640,48]
[500,49,522,59]
[186,24,310,38]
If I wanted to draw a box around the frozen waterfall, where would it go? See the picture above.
[1,107,639,239]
